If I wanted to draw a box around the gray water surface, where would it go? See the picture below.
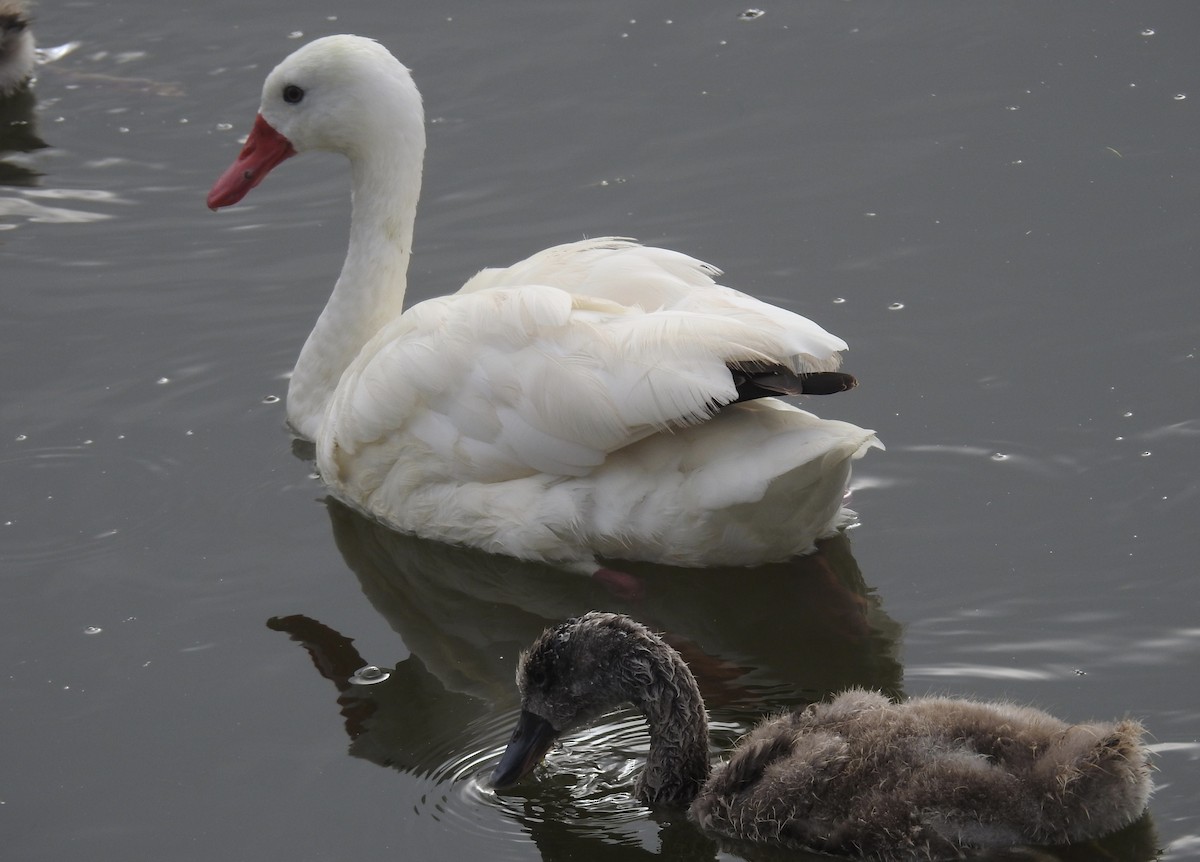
[3,2,1197,860]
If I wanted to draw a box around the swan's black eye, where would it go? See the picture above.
[282,84,305,104]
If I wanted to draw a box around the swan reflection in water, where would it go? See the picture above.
[267,500,1156,861]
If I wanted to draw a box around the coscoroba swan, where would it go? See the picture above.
[493,613,1154,859]
[208,35,880,568]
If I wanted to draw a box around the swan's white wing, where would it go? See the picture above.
[323,281,842,485]
[459,237,719,300]
[462,238,848,367]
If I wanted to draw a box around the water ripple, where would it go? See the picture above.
[905,663,1057,682]
[0,193,114,224]
[0,441,181,566]
[413,707,755,856]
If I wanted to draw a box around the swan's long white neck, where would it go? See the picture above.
[286,97,426,440]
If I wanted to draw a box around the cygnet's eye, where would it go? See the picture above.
[282,84,305,104]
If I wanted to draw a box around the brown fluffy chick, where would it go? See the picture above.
[493,612,1152,861]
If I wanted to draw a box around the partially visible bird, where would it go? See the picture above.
[0,0,34,95]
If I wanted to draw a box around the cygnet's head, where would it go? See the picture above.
[492,612,667,788]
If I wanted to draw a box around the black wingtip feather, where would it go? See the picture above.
[729,365,858,403]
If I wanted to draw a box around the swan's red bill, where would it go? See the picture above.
[207,114,297,210]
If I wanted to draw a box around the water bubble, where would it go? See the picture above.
[1005,105,1020,111]
[1122,411,1133,418]
[83,626,103,636]
[1174,93,1187,101]
[156,377,170,385]
[990,453,1009,462]
[15,434,26,442]
[216,122,233,131]
[287,31,304,40]
[832,297,846,304]
[738,9,765,20]
[888,302,905,311]
[1141,451,1152,457]
[349,665,391,686]
[261,395,280,404]
[1140,28,1155,36]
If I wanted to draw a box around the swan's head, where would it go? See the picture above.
[208,35,424,210]
[491,612,669,789]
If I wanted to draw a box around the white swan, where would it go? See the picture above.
[208,35,880,568]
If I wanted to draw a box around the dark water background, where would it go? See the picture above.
[3,2,1197,860]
